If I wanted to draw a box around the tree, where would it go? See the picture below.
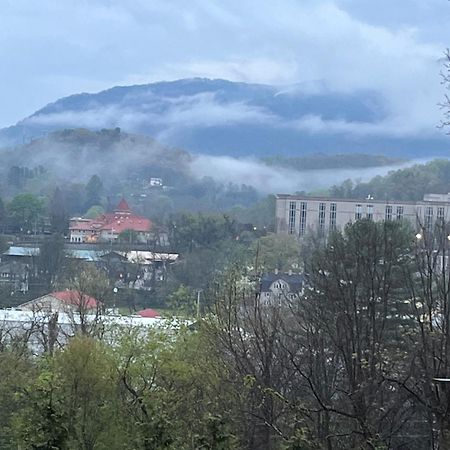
[207,266,305,450]
[253,233,301,272]
[394,220,450,449]
[0,196,6,231]
[61,265,111,336]
[114,325,238,449]
[14,338,124,450]
[38,234,66,291]
[8,193,44,233]
[84,204,104,219]
[118,229,139,244]
[49,187,68,233]
[293,219,415,449]
[441,49,450,131]
[85,174,103,210]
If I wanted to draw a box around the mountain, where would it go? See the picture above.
[0,128,192,184]
[0,78,449,157]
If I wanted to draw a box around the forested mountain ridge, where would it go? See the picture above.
[0,128,191,185]
[1,78,448,157]
[330,158,450,201]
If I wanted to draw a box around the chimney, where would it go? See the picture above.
[288,269,292,276]
[274,268,279,275]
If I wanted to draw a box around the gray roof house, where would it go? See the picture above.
[259,271,304,306]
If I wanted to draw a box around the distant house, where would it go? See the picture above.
[259,271,304,306]
[19,290,100,314]
[0,261,30,293]
[0,308,175,354]
[1,246,39,264]
[69,198,152,243]
[137,308,161,318]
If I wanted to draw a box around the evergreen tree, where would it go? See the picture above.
[49,187,68,233]
[85,174,103,209]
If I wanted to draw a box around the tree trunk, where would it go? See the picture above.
[440,415,450,450]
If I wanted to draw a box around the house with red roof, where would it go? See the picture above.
[137,308,161,318]
[69,198,152,243]
[19,290,100,314]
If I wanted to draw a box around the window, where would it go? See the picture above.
[330,203,337,231]
[288,201,296,234]
[319,202,326,234]
[355,204,362,220]
[396,206,404,221]
[299,202,307,236]
[366,204,373,220]
[425,206,433,232]
[385,205,392,221]
[437,206,445,222]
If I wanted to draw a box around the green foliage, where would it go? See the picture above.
[253,233,300,271]
[8,192,45,232]
[331,159,450,201]
[263,153,403,171]
[85,174,103,209]
[84,204,105,219]
[38,234,66,290]
[118,228,139,244]
[49,187,69,233]
[14,338,123,450]
[168,213,236,253]
[167,284,198,315]
[229,194,276,230]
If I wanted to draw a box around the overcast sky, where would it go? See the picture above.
[1,0,450,131]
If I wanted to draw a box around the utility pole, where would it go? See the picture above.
[196,289,202,319]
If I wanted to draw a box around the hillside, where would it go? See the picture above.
[0,128,191,184]
[330,159,450,201]
[1,78,448,157]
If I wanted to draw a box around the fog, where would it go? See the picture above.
[189,154,434,195]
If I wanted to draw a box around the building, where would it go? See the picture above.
[19,290,100,314]
[276,193,450,237]
[259,271,304,306]
[0,261,30,293]
[137,308,161,318]
[0,308,171,354]
[69,198,152,243]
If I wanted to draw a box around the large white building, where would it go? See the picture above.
[276,193,450,236]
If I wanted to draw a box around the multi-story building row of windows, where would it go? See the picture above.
[276,193,450,236]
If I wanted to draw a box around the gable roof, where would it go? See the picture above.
[115,198,131,212]
[69,210,152,234]
[3,246,39,257]
[260,272,304,292]
[137,308,161,318]
[50,290,99,309]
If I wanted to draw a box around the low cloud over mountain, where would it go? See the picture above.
[1,79,448,158]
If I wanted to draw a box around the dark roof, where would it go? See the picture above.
[260,272,304,292]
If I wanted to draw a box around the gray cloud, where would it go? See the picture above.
[27,93,276,136]
[189,154,435,195]
[1,0,449,140]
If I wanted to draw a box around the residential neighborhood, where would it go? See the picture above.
[1,1,450,448]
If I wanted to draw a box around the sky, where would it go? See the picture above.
[1,0,450,132]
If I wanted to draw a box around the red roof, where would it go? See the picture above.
[52,291,99,309]
[115,198,131,212]
[137,308,161,318]
[69,198,152,234]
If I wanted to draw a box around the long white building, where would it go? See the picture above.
[276,193,450,236]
